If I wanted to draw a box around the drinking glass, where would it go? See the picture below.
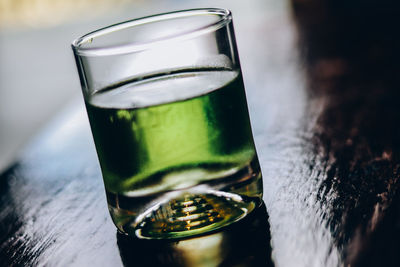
[72,8,263,239]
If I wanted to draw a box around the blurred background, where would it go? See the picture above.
[0,0,285,172]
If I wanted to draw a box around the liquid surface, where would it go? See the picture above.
[86,69,263,238]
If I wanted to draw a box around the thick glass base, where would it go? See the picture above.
[107,161,263,239]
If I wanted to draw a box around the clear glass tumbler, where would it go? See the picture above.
[72,8,263,239]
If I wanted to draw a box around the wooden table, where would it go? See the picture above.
[1,1,400,266]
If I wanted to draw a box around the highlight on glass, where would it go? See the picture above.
[72,8,263,239]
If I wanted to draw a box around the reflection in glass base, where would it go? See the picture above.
[134,192,257,239]
[107,160,263,239]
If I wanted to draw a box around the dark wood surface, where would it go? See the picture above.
[2,1,400,266]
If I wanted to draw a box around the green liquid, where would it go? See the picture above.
[86,69,263,238]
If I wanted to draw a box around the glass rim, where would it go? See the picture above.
[72,8,232,57]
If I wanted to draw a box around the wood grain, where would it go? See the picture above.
[1,1,400,266]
